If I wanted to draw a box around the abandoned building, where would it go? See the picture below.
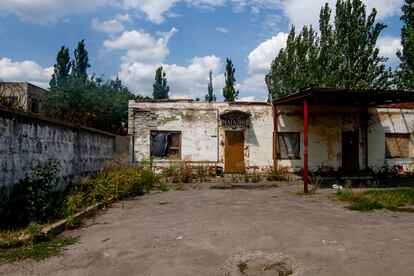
[0,81,46,114]
[128,100,273,173]
[128,88,414,177]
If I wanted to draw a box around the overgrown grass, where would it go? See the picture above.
[335,188,414,212]
[0,235,77,263]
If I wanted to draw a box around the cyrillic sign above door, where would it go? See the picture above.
[220,110,251,130]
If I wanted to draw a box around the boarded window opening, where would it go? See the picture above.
[277,132,300,159]
[150,131,181,159]
[385,133,410,158]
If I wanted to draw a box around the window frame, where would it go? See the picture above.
[150,130,182,160]
[277,132,301,160]
[385,133,411,159]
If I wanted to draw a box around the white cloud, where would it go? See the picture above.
[123,0,177,24]
[216,27,229,33]
[122,0,225,23]
[0,58,53,88]
[237,31,288,101]
[118,55,224,99]
[282,0,404,30]
[238,96,256,102]
[0,0,402,26]
[115,13,132,22]
[103,28,177,64]
[91,18,125,33]
[239,74,268,101]
[377,35,402,65]
[247,32,288,74]
[106,27,224,98]
[0,0,111,24]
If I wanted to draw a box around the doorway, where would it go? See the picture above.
[225,131,245,173]
[342,131,359,173]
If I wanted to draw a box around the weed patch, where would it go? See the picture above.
[0,235,77,263]
[335,188,414,212]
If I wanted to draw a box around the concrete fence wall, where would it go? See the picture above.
[0,107,129,203]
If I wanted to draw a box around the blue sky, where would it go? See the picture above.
[0,0,406,101]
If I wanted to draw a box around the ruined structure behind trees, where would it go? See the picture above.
[0,81,46,114]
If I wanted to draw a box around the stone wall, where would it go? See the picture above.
[0,107,129,203]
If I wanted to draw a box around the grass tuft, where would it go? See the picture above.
[0,235,77,263]
[335,188,414,212]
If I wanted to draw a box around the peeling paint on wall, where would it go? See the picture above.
[128,101,274,170]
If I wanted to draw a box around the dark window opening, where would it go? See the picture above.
[31,98,39,113]
[277,132,300,159]
[385,133,410,158]
[7,96,18,105]
[150,131,181,159]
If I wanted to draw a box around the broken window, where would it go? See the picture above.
[385,133,410,158]
[7,96,18,105]
[277,132,300,159]
[150,131,181,159]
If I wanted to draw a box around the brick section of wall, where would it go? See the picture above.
[0,107,129,204]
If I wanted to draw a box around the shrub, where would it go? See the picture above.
[0,159,62,228]
[179,164,194,183]
[267,167,289,181]
[251,168,261,183]
[27,222,44,244]
[195,165,210,182]
[157,181,169,192]
[162,164,179,178]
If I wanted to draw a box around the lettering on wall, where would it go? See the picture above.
[220,110,251,130]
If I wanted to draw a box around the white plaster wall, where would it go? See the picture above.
[129,102,219,163]
[128,101,274,169]
[368,107,414,171]
[275,105,414,173]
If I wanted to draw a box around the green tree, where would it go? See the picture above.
[205,70,216,102]
[153,66,169,99]
[397,0,414,89]
[45,41,140,133]
[49,46,71,89]
[222,58,239,102]
[71,39,90,83]
[268,0,392,99]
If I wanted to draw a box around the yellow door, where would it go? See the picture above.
[225,131,245,173]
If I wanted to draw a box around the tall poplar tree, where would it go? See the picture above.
[397,0,414,89]
[268,0,392,99]
[205,70,216,102]
[223,58,239,102]
[153,66,169,99]
[49,46,71,89]
[71,39,90,83]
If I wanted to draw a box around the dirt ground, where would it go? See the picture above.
[1,182,413,276]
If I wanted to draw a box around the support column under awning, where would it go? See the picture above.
[303,98,309,193]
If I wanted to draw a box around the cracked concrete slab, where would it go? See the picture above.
[1,183,413,275]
